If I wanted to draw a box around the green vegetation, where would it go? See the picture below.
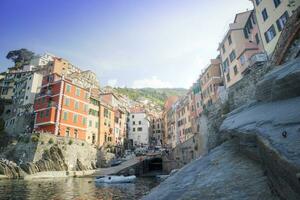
[68,139,73,145]
[114,87,187,107]
[31,134,39,143]
[6,48,35,69]
[48,138,54,144]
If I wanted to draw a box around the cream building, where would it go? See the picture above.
[250,0,300,56]
[86,96,100,145]
[218,10,265,88]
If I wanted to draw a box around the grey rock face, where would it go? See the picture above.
[220,96,300,199]
[256,57,300,102]
[144,140,278,200]
[0,160,24,178]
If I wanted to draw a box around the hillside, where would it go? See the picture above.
[113,87,187,107]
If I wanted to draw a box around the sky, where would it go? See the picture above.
[0,0,253,89]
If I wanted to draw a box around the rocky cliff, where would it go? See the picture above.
[0,133,98,178]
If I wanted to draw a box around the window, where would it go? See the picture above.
[222,45,225,54]
[64,97,70,106]
[229,50,236,62]
[40,111,44,118]
[264,25,276,43]
[228,35,232,45]
[223,58,229,72]
[240,55,246,65]
[139,121,141,125]
[255,33,260,44]
[75,101,79,110]
[85,92,89,99]
[132,115,134,118]
[84,104,88,112]
[95,122,99,128]
[74,129,78,139]
[45,109,50,117]
[66,84,71,93]
[273,0,281,8]
[233,66,238,75]
[83,117,87,126]
[276,11,289,32]
[73,114,78,123]
[66,127,70,137]
[226,73,231,82]
[255,0,262,5]
[133,121,135,125]
[89,120,92,127]
[75,88,80,96]
[262,9,268,21]
[133,128,136,132]
[138,127,143,132]
[104,108,109,118]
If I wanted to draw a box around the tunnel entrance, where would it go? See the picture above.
[148,157,162,171]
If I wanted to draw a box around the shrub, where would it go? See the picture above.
[48,138,54,144]
[31,135,39,143]
[81,142,84,146]
[68,139,73,145]
[41,141,44,145]
[24,137,30,143]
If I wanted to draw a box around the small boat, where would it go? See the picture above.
[95,175,136,183]
[110,160,122,167]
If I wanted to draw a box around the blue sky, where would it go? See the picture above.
[0,0,252,88]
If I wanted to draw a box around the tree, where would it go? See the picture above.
[6,48,35,68]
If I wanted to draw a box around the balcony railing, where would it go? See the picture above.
[249,53,267,67]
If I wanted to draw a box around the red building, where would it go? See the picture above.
[34,73,90,140]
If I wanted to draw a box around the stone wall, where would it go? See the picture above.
[1,132,98,176]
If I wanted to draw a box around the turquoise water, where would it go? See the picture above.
[0,177,159,200]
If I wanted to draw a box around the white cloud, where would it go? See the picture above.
[107,79,118,87]
[132,76,173,88]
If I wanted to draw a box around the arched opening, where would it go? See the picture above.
[148,157,162,171]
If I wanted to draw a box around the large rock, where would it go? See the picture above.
[256,57,300,102]
[220,96,300,199]
[143,139,278,200]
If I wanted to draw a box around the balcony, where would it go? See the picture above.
[249,53,267,67]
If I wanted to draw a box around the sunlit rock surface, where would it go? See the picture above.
[143,139,278,200]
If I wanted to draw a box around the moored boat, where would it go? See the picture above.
[95,175,136,183]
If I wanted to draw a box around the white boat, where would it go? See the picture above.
[95,175,136,183]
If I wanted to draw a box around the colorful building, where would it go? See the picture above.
[98,102,115,147]
[200,58,223,107]
[250,0,300,56]
[34,73,90,140]
[218,10,265,88]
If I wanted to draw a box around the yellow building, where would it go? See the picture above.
[98,102,115,147]
[250,0,300,55]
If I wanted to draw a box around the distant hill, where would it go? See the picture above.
[113,87,188,107]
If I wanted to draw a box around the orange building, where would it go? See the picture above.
[98,102,115,147]
[34,73,90,140]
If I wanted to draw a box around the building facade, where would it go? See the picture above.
[128,108,150,147]
[218,10,265,88]
[250,0,300,56]
[200,58,223,107]
[34,73,90,141]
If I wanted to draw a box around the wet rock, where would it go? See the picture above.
[0,160,24,178]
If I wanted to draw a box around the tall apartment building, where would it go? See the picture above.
[176,95,192,143]
[128,108,150,147]
[162,96,179,148]
[150,117,164,147]
[200,58,223,107]
[34,73,90,140]
[218,10,265,88]
[100,92,128,146]
[250,0,300,56]
[98,102,115,147]
[87,94,100,145]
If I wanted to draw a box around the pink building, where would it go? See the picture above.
[218,10,266,88]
